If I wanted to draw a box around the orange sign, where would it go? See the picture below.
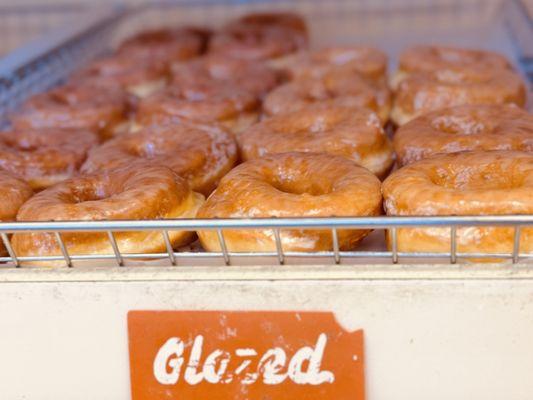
[128,311,364,400]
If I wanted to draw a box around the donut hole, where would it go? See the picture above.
[68,185,110,204]
[431,164,522,191]
[431,115,487,135]
[270,176,332,196]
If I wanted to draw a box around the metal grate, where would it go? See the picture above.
[0,216,531,267]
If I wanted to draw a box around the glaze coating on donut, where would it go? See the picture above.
[382,151,533,258]
[272,46,387,83]
[391,68,526,126]
[81,121,237,195]
[263,71,391,123]
[209,13,308,61]
[0,128,99,190]
[394,105,533,166]
[135,82,259,133]
[237,12,308,35]
[391,45,511,89]
[238,106,394,178]
[70,55,169,98]
[0,170,33,222]
[198,152,382,252]
[10,84,128,140]
[117,27,207,64]
[12,164,204,267]
[171,56,279,99]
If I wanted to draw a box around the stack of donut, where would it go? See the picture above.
[0,12,531,266]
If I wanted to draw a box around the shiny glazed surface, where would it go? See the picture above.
[12,164,204,266]
[238,106,394,178]
[0,128,99,190]
[198,152,382,252]
[391,68,526,126]
[10,84,128,140]
[382,151,533,256]
[394,105,533,166]
[263,71,391,123]
[81,121,238,195]
[272,46,387,82]
[209,13,308,61]
[171,55,279,99]
[394,45,511,85]
[117,27,207,64]
[0,170,33,222]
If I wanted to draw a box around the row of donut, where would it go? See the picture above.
[5,147,532,266]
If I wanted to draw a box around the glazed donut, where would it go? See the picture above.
[117,27,207,64]
[10,83,128,140]
[0,128,99,190]
[12,164,204,267]
[0,170,33,254]
[391,68,526,126]
[394,104,533,166]
[171,55,279,99]
[70,54,169,98]
[391,45,512,89]
[382,151,533,259]
[272,46,388,83]
[82,121,237,196]
[197,152,382,252]
[209,13,307,61]
[135,80,259,134]
[238,106,394,178]
[263,71,391,124]
[236,12,307,36]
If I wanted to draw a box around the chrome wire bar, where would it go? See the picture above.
[54,232,72,267]
[450,226,457,264]
[107,231,123,266]
[332,228,340,264]
[273,229,284,265]
[0,215,530,233]
[513,226,521,264]
[216,229,230,265]
[162,230,176,266]
[391,228,398,264]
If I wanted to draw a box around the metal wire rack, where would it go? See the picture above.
[0,216,531,267]
[0,0,531,268]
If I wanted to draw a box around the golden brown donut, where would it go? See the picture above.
[70,54,169,98]
[382,151,533,259]
[394,104,533,166]
[271,46,388,83]
[12,164,204,267]
[238,106,394,178]
[237,12,307,35]
[391,45,512,89]
[0,128,99,190]
[10,83,128,140]
[117,27,207,64]
[0,170,33,255]
[391,68,527,126]
[171,55,279,99]
[197,152,382,252]
[135,80,259,134]
[209,13,308,61]
[81,121,237,196]
[263,71,391,124]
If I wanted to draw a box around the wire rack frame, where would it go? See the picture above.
[0,216,531,268]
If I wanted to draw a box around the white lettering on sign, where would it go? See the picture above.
[153,333,334,386]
